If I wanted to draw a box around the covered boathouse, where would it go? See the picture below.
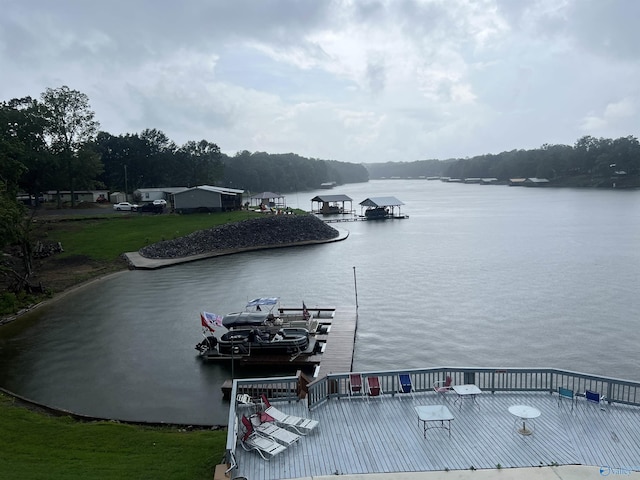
[359,196,407,219]
[310,194,353,215]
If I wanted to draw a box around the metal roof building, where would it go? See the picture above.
[311,194,353,215]
[173,185,244,213]
[249,192,286,209]
[359,196,406,219]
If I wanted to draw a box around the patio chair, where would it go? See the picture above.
[260,394,319,435]
[557,387,576,410]
[239,415,287,460]
[585,390,607,410]
[247,414,301,446]
[433,375,452,400]
[398,373,414,398]
[366,376,383,400]
[349,373,363,400]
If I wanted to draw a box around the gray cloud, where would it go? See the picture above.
[1,0,638,162]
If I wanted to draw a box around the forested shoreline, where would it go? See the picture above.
[366,135,640,188]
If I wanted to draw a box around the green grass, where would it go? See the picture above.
[0,393,226,480]
[41,210,264,261]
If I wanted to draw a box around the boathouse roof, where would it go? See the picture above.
[359,196,404,207]
[310,194,353,203]
[250,191,284,200]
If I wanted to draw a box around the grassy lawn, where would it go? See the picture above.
[0,393,226,480]
[41,210,265,261]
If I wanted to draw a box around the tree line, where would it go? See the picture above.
[1,86,369,211]
[366,135,640,187]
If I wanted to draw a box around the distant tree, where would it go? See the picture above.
[174,140,223,186]
[0,97,53,201]
[40,86,101,206]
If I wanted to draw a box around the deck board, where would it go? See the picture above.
[232,391,640,479]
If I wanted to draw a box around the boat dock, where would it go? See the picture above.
[211,305,357,375]
[320,214,408,223]
[312,305,357,377]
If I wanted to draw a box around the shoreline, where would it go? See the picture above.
[1,226,349,324]
[0,227,349,425]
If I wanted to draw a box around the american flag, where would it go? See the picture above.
[201,312,223,332]
[302,302,310,320]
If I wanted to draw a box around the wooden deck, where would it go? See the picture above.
[231,390,640,479]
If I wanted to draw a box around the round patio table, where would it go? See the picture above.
[508,405,541,435]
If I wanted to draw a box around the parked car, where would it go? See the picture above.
[113,202,139,211]
[139,203,164,214]
[152,199,167,206]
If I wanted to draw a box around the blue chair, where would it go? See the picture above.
[398,373,414,398]
[558,387,576,410]
[585,390,606,410]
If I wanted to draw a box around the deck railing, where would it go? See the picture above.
[223,367,640,471]
[306,367,640,408]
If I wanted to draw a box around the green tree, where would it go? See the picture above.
[40,86,101,206]
[174,140,223,187]
[0,98,37,198]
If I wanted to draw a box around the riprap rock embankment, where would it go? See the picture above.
[139,215,339,259]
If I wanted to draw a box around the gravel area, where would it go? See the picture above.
[139,214,339,259]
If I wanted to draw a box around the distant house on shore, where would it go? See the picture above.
[173,185,244,213]
[134,187,187,204]
[44,190,109,203]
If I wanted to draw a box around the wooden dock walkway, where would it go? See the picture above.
[314,306,357,378]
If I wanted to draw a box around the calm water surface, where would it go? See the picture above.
[1,180,639,425]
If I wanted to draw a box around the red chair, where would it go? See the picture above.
[349,373,363,399]
[366,376,383,400]
[433,375,453,400]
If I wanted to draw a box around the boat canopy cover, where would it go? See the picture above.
[246,297,279,307]
[360,196,404,207]
[222,312,271,328]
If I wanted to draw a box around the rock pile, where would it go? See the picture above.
[139,214,340,259]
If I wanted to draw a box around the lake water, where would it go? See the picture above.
[1,179,639,426]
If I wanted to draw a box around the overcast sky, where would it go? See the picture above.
[2,0,638,163]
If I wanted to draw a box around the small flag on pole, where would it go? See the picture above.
[201,312,223,332]
[302,302,310,320]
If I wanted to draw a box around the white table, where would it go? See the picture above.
[452,384,482,407]
[508,405,541,435]
[414,405,454,438]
